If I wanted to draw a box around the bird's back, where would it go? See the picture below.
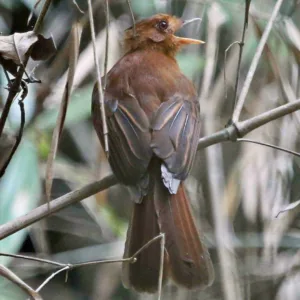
[104,49,197,119]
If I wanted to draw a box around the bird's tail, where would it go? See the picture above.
[122,162,214,293]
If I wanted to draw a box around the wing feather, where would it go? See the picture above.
[151,95,200,186]
[92,84,152,185]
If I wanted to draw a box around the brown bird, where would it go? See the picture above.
[92,14,214,293]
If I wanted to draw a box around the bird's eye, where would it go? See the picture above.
[158,20,168,31]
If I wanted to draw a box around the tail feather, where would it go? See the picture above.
[122,162,214,292]
[122,179,168,293]
[154,178,214,288]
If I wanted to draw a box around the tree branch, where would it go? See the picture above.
[198,98,300,149]
[0,175,117,239]
[0,264,42,300]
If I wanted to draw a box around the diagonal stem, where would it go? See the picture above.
[232,0,285,123]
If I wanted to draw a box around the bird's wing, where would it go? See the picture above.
[151,95,200,193]
[92,84,152,189]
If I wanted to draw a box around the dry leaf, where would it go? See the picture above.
[0,32,37,63]
[0,31,56,75]
[45,22,83,202]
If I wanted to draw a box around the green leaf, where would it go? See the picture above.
[0,140,41,266]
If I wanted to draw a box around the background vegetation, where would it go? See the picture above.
[1,0,300,299]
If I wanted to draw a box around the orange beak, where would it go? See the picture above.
[175,17,205,45]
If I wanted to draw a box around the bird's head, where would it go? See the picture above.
[124,14,204,56]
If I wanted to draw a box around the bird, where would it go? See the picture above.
[92,13,214,293]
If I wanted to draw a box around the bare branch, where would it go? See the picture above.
[0,252,65,267]
[3,235,165,295]
[229,0,252,118]
[232,0,285,123]
[0,175,118,239]
[87,0,109,153]
[0,264,42,300]
[198,98,300,149]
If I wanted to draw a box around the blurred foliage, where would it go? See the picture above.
[0,141,41,266]
[0,0,300,300]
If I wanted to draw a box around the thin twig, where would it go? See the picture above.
[1,99,300,238]
[126,0,136,37]
[0,252,65,267]
[0,83,26,177]
[34,257,132,293]
[158,233,165,300]
[130,234,163,259]
[35,265,70,292]
[30,234,164,293]
[33,0,52,33]
[72,257,133,270]
[87,0,109,153]
[237,138,300,157]
[229,0,252,120]
[224,41,239,102]
[232,0,285,123]
[72,0,84,14]
[104,0,109,89]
